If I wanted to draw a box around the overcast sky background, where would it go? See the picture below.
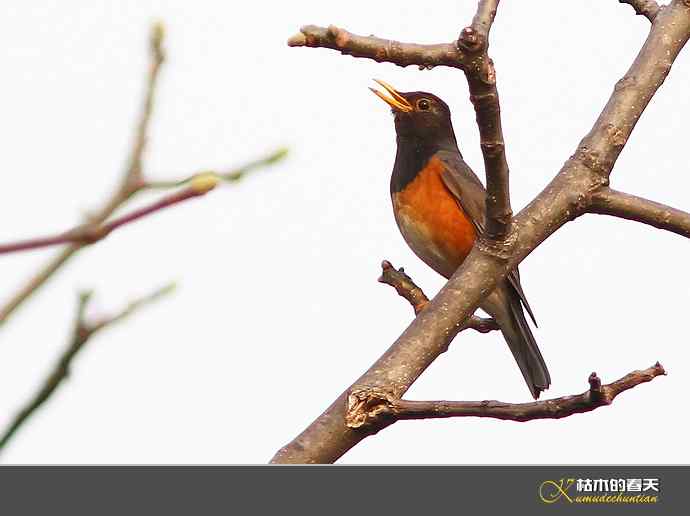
[1,1,688,464]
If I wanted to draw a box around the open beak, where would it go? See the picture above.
[369,79,413,112]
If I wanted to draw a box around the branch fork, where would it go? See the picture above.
[346,364,666,429]
[273,0,690,463]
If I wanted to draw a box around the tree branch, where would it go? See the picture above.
[619,0,660,22]
[143,147,288,189]
[273,1,690,464]
[287,25,461,68]
[0,284,175,454]
[460,0,512,240]
[346,363,665,427]
[0,24,165,327]
[378,260,498,333]
[0,176,219,256]
[0,23,287,326]
[589,187,690,238]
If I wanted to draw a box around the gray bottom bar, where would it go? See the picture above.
[0,465,685,515]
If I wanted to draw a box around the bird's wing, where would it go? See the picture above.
[437,150,538,326]
[436,150,487,235]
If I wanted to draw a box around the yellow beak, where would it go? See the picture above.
[369,79,413,112]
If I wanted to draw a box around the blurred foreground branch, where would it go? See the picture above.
[0,285,175,454]
[0,24,287,327]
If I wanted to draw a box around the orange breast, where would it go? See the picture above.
[392,156,476,277]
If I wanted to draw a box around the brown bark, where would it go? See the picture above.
[619,0,660,21]
[378,260,498,332]
[346,364,665,427]
[590,188,690,238]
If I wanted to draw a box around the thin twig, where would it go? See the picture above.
[589,188,690,238]
[618,0,660,22]
[0,284,175,454]
[0,177,219,255]
[144,147,288,189]
[378,260,498,333]
[345,364,665,427]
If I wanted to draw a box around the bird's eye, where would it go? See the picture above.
[417,98,431,111]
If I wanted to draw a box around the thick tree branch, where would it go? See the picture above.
[274,1,690,463]
[0,177,218,256]
[0,285,174,454]
[378,260,498,333]
[589,188,690,238]
[346,363,664,427]
[619,0,660,22]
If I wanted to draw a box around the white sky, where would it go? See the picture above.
[0,1,688,464]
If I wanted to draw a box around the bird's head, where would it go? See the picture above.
[370,79,455,144]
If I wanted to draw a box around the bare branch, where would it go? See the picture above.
[460,0,512,240]
[0,24,166,327]
[619,0,660,22]
[0,177,219,256]
[346,364,665,428]
[378,260,498,333]
[121,21,166,192]
[0,284,175,454]
[143,147,287,189]
[273,1,690,464]
[589,188,690,238]
[378,260,429,314]
[288,25,461,68]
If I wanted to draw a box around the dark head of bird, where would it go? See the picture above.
[370,79,457,150]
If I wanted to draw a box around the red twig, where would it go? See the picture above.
[0,176,217,256]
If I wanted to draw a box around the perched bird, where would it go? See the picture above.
[370,79,550,399]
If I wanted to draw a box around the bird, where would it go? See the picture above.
[370,79,550,399]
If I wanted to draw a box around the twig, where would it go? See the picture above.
[143,148,288,189]
[619,0,660,22]
[272,0,690,463]
[0,176,219,255]
[345,363,665,427]
[589,188,690,238]
[0,284,175,454]
[0,24,166,326]
[378,260,498,333]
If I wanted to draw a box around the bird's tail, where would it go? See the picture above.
[493,285,551,399]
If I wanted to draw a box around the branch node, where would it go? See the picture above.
[476,228,516,261]
[327,24,350,48]
[457,26,483,51]
[346,387,395,429]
